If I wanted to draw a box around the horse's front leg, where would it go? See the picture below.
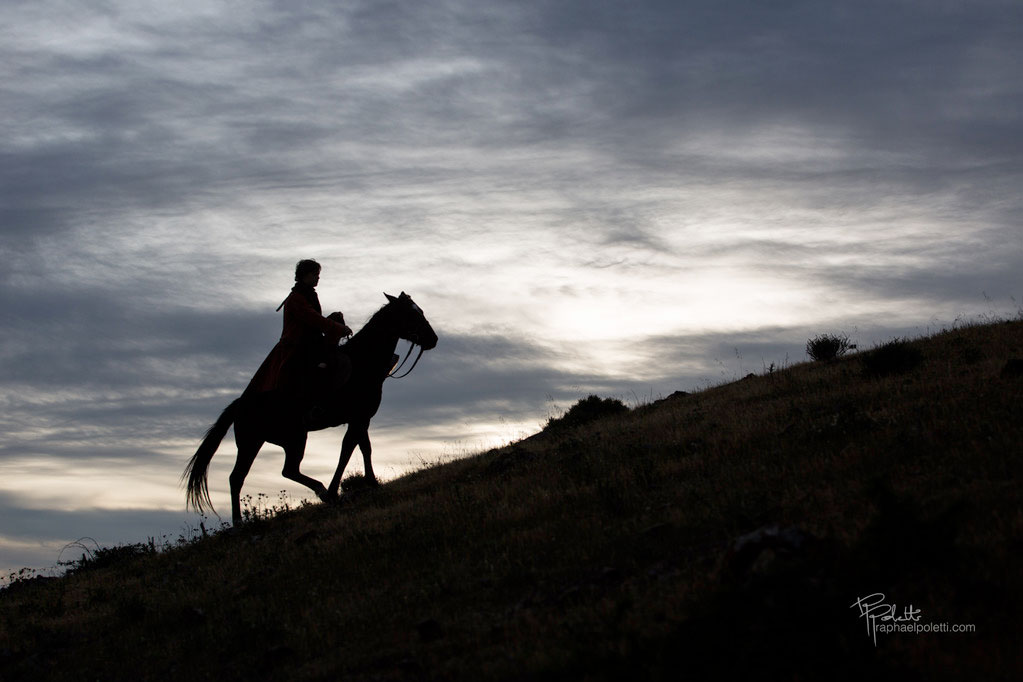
[328,423,364,497]
[281,435,331,503]
[359,430,379,486]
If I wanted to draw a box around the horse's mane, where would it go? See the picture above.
[342,300,395,353]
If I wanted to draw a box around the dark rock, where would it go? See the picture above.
[116,597,147,622]
[396,656,424,675]
[181,606,206,625]
[264,645,296,666]
[861,339,923,377]
[557,585,583,604]
[645,560,680,582]
[1000,358,1023,378]
[600,566,624,584]
[725,525,818,580]
[640,522,673,539]
[294,529,319,546]
[485,444,536,475]
[416,618,444,643]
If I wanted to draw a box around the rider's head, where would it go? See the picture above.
[295,259,321,286]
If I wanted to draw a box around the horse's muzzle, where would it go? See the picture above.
[419,331,438,351]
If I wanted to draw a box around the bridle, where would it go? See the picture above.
[386,312,429,380]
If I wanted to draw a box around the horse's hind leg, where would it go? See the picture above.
[231,431,263,526]
[281,434,332,503]
[359,431,378,486]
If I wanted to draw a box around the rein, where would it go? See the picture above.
[389,343,416,376]
[388,345,425,379]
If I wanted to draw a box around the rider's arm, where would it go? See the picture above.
[288,294,349,342]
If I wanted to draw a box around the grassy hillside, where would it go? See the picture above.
[2,321,1022,681]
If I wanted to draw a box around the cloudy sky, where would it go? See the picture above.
[2,0,1020,578]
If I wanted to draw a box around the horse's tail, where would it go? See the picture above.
[183,398,243,515]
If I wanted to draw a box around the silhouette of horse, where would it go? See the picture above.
[183,292,438,524]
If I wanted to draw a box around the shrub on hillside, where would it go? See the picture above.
[806,333,854,361]
[862,338,923,377]
[60,541,157,575]
[544,395,629,433]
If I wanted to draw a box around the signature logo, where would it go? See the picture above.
[850,593,921,646]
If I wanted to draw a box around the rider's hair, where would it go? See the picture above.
[295,259,321,282]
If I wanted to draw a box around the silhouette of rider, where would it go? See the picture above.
[245,259,352,423]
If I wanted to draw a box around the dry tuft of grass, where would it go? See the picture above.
[806,332,854,361]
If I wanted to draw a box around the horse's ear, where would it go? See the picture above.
[384,293,397,303]
[400,291,408,299]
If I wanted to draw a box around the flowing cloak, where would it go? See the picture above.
[245,284,348,395]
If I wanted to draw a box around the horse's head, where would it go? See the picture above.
[384,292,438,351]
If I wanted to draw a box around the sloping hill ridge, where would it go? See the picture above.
[2,321,1022,680]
